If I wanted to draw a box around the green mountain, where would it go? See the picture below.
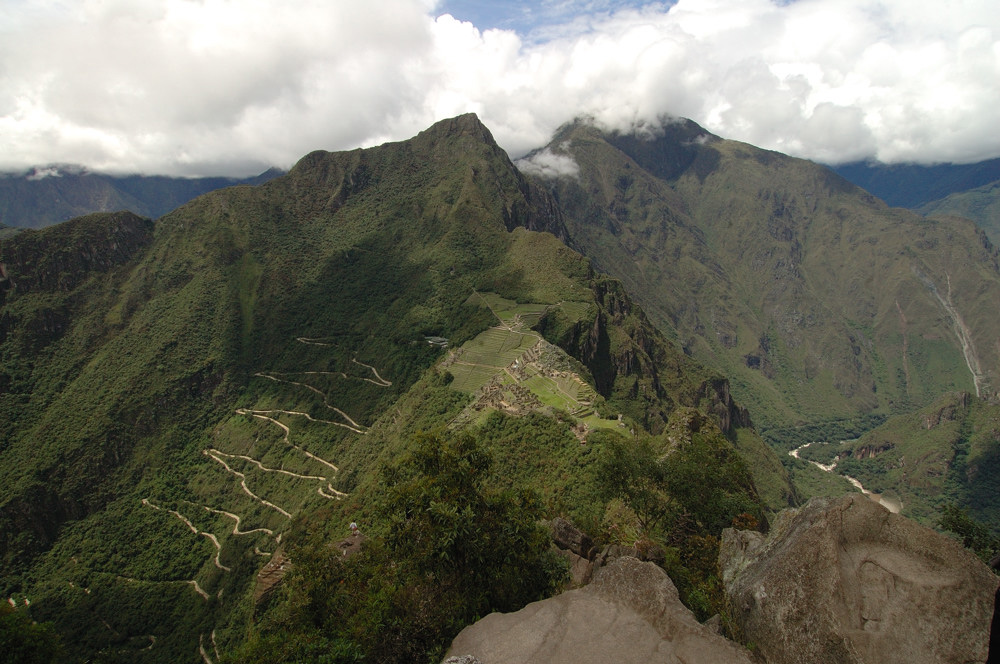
[830,160,1000,252]
[833,157,1000,208]
[0,115,779,662]
[919,179,1000,247]
[0,166,283,229]
[522,119,1000,430]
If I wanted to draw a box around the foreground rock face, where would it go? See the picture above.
[720,494,998,664]
[446,556,754,664]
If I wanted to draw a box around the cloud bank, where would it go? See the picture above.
[515,146,581,179]
[1,0,997,175]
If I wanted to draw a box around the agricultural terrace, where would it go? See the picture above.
[445,292,622,433]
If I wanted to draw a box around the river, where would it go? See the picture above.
[789,443,902,514]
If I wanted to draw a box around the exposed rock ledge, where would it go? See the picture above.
[445,556,754,664]
[720,494,998,664]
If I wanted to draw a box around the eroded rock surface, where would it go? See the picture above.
[720,494,998,664]
[446,556,754,664]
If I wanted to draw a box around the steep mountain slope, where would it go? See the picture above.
[0,166,283,229]
[0,115,779,662]
[523,119,1000,429]
[920,180,1000,246]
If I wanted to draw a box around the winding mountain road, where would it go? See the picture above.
[142,499,232,571]
[200,505,275,537]
[202,450,294,518]
[249,375,370,433]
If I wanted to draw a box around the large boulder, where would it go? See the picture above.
[720,494,998,664]
[445,556,754,663]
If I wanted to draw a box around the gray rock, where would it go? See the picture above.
[592,543,639,568]
[446,556,754,663]
[442,657,482,664]
[549,517,594,558]
[720,494,999,664]
[555,547,594,587]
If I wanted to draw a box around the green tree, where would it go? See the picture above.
[383,429,564,616]
[595,412,764,623]
[939,503,1000,564]
[663,430,762,534]
[0,604,63,664]
[234,429,565,664]
[596,434,676,534]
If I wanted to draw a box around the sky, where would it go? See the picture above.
[1,0,998,177]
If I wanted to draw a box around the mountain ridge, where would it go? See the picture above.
[919,180,1000,247]
[2,113,998,663]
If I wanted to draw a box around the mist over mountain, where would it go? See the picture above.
[1,114,996,663]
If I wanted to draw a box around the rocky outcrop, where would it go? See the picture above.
[697,376,753,433]
[253,549,290,607]
[549,517,597,587]
[719,494,998,664]
[922,391,969,429]
[549,517,672,588]
[445,556,754,664]
[549,517,594,558]
[843,441,894,460]
[535,273,676,432]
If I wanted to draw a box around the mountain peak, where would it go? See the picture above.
[289,113,501,183]
[546,115,718,181]
[416,112,499,148]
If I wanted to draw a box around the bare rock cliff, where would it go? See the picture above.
[719,494,998,664]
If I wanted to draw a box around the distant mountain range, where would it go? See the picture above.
[0,165,284,229]
[832,158,1000,208]
[918,179,1000,247]
[5,151,1000,247]
[833,158,1000,246]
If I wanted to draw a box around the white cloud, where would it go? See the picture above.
[25,166,63,181]
[515,146,580,179]
[0,0,998,175]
